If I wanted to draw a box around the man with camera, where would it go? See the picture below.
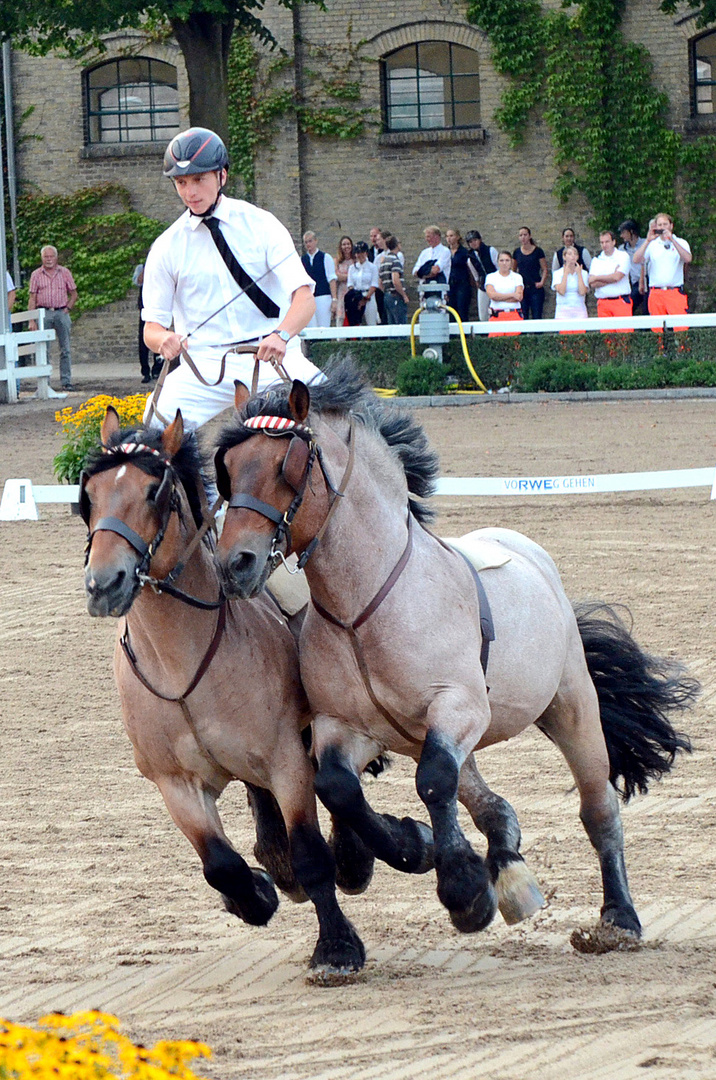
[632,213,691,329]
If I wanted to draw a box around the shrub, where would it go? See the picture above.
[395,355,449,396]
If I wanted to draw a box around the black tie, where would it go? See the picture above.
[203,216,280,320]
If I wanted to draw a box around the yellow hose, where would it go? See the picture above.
[442,305,487,393]
[409,306,421,358]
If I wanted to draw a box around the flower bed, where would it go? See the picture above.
[0,1010,210,1078]
[53,394,149,484]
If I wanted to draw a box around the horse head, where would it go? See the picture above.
[82,407,186,617]
[214,379,332,599]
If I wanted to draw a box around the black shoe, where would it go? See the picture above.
[62,384,76,391]
[151,366,162,379]
[141,374,152,383]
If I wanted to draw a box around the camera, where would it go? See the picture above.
[654,228,664,234]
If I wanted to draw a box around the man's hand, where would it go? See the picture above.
[256,332,287,364]
[158,331,186,360]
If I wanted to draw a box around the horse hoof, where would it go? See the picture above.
[571,921,642,954]
[307,926,366,984]
[223,868,279,926]
[449,883,498,933]
[330,825,375,895]
[601,902,642,937]
[495,859,545,925]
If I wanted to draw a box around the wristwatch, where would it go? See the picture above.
[276,329,291,343]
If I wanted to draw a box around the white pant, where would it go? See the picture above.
[477,289,490,322]
[364,295,378,325]
[145,345,323,430]
[308,294,333,328]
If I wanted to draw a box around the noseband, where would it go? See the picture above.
[218,414,355,573]
[81,441,223,610]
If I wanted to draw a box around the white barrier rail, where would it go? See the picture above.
[0,309,57,404]
[3,466,715,521]
[300,312,716,339]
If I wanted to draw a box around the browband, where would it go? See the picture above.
[103,441,170,465]
[243,415,310,435]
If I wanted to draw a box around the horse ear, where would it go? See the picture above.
[234,380,250,410]
[101,405,120,445]
[161,410,184,459]
[289,380,310,423]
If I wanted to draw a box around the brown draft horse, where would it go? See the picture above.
[80,406,365,979]
[214,361,696,946]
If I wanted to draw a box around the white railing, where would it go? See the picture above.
[0,309,56,403]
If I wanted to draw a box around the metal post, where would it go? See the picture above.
[2,42,20,289]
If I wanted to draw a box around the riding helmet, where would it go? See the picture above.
[163,127,229,177]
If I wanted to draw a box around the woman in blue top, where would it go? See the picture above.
[446,228,472,321]
[512,226,548,320]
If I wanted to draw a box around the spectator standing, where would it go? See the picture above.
[133,263,162,383]
[551,227,592,272]
[378,236,409,324]
[413,226,451,284]
[552,245,590,328]
[335,235,355,326]
[632,213,691,332]
[28,245,78,390]
[485,251,524,336]
[345,241,379,325]
[588,230,633,332]
[368,227,387,323]
[445,228,472,321]
[512,227,548,319]
[618,219,647,316]
[465,230,499,321]
[302,231,337,327]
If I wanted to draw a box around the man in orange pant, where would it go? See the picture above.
[588,230,633,332]
[632,213,691,332]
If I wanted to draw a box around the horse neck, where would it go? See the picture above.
[304,417,411,621]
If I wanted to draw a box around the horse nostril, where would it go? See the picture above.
[231,551,256,579]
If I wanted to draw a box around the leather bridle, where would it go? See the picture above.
[215,415,355,574]
[80,442,224,610]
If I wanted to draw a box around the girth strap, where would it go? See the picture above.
[311,515,420,745]
[119,602,235,782]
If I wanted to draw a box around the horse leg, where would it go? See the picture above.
[156,775,279,927]
[458,754,545,924]
[415,728,497,933]
[245,783,308,903]
[269,763,366,977]
[328,815,375,895]
[538,679,641,937]
[313,724,434,875]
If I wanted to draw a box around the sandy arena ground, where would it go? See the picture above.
[2,387,716,1079]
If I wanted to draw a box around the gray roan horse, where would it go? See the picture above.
[81,405,365,978]
[214,361,696,945]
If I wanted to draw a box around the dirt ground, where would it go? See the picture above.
[2,388,716,1080]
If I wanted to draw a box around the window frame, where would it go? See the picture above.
[83,57,180,146]
[691,30,716,117]
[381,41,480,134]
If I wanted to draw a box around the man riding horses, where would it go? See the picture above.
[142,127,322,429]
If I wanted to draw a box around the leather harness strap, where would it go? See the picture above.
[119,602,235,782]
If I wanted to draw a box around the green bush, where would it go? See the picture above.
[308,328,716,394]
[395,356,449,396]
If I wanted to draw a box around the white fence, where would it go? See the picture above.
[0,309,57,403]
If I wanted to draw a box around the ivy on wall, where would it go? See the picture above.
[14,184,165,312]
[227,27,374,198]
[467,0,716,268]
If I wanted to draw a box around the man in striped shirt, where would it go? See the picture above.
[28,246,78,390]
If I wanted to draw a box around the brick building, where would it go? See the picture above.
[7,0,715,362]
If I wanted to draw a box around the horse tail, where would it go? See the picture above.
[574,601,697,802]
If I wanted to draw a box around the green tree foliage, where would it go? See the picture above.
[660,0,716,26]
[0,0,323,141]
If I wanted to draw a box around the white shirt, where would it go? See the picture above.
[347,260,379,295]
[589,249,631,298]
[142,195,314,362]
[485,270,523,310]
[552,266,589,318]
[6,271,15,293]
[643,235,691,288]
[619,239,644,285]
[413,243,451,279]
[304,250,337,283]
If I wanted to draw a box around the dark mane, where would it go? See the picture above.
[83,425,208,528]
[215,358,440,522]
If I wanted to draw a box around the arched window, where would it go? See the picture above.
[85,58,179,144]
[382,42,480,132]
[692,31,716,115]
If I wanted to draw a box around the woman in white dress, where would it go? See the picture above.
[552,244,590,330]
